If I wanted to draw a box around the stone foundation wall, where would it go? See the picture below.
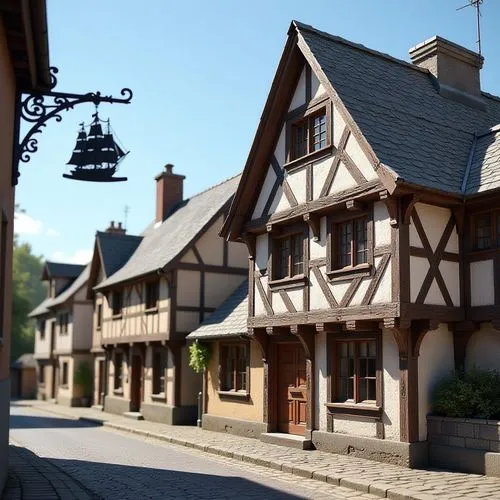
[428,415,500,476]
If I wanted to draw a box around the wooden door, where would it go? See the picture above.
[277,343,307,436]
[130,355,143,412]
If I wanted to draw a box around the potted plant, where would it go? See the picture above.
[74,361,93,407]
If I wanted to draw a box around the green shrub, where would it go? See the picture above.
[432,368,500,420]
[188,341,210,374]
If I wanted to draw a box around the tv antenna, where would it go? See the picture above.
[457,0,484,55]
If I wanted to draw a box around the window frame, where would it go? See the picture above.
[152,347,168,398]
[39,365,45,385]
[218,341,250,398]
[284,97,332,171]
[61,361,69,387]
[326,332,382,419]
[112,290,123,318]
[113,351,124,393]
[327,209,374,280]
[39,319,46,340]
[58,312,69,335]
[272,232,305,281]
[96,303,102,330]
[145,280,159,311]
[471,210,500,252]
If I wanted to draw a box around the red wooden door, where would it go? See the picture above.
[277,343,307,436]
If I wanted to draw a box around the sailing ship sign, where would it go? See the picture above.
[64,108,129,182]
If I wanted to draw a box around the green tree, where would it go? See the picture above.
[11,238,46,361]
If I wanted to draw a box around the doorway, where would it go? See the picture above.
[97,360,105,405]
[130,354,143,412]
[276,343,307,436]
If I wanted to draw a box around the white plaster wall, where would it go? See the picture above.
[466,324,500,371]
[425,279,446,306]
[470,260,495,306]
[286,167,307,204]
[288,66,306,111]
[254,276,267,316]
[176,311,200,333]
[333,106,346,147]
[410,257,430,302]
[177,270,201,307]
[72,303,93,351]
[287,288,304,312]
[255,234,268,272]
[382,329,400,441]
[55,311,72,353]
[312,156,332,200]
[180,249,198,264]
[309,271,330,310]
[251,166,276,220]
[329,277,352,306]
[227,241,248,268]
[272,291,288,314]
[371,260,392,304]
[311,70,326,100]
[418,324,455,441]
[343,135,376,181]
[315,331,327,431]
[439,260,460,306]
[274,185,290,213]
[328,162,357,195]
[373,202,391,247]
[333,417,377,437]
[409,223,423,248]
[274,125,286,166]
[196,216,224,266]
[309,217,327,259]
[349,277,371,306]
[34,319,52,358]
[414,203,451,252]
[204,273,246,309]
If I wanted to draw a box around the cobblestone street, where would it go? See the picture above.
[3,402,379,499]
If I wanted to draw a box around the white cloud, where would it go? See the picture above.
[46,228,59,237]
[14,212,43,235]
[51,249,92,265]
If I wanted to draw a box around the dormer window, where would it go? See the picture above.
[291,110,327,161]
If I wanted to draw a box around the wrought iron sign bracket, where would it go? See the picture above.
[12,67,133,185]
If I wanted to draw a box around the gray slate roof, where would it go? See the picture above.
[97,232,142,278]
[188,280,248,339]
[295,22,500,195]
[466,127,500,194]
[43,261,84,279]
[96,175,241,290]
[29,265,90,317]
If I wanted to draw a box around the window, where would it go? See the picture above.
[145,281,159,310]
[39,366,45,384]
[473,212,500,250]
[152,348,167,395]
[220,343,248,393]
[291,110,327,161]
[334,216,368,269]
[114,352,123,390]
[335,338,379,404]
[96,303,102,329]
[112,291,123,316]
[61,362,68,386]
[39,320,46,340]
[58,313,69,334]
[274,233,304,280]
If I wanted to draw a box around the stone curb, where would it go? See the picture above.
[35,406,430,500]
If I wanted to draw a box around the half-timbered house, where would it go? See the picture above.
[217,22,500,467]
[88,165,248,424]
[31,262,94,406]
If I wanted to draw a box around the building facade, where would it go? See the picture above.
[31,262,94,406]
[89,165,248,424]
[0,1,51,491]
[211,22,500,467]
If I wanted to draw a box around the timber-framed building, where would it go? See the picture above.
[88,165,248,424]
[199,22,500,467]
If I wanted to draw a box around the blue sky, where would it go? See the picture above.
[15,0,500,264]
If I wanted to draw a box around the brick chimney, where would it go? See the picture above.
[105,221,126,235]
[409,36,485,108]
[155,163,185,223]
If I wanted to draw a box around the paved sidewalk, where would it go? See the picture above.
[23,400,500,500]
[2,444,96,500]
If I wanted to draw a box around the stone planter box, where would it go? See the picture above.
[428,415,500,476]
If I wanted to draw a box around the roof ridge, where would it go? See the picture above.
[97,231,142,240]
[184,171,241,202]
[292,20,429,75]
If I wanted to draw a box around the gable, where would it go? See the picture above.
[250,59,378,222]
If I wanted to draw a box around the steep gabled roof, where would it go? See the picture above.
[187,280,248,340]
[42,261,85,281]
[28,297,54,318]
[222,21,500,239]
[95,174,241,290]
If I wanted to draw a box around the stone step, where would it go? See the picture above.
[123,411,144,420]
[260,432,313,450]
[91,404,103,411]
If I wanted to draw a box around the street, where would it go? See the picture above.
[6,403,376,499]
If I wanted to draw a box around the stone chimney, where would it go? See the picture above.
[155,163,185,223]
[105,221,126,235]
[409,36,485,108]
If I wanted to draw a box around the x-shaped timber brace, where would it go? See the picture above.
[12,67,133,186]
